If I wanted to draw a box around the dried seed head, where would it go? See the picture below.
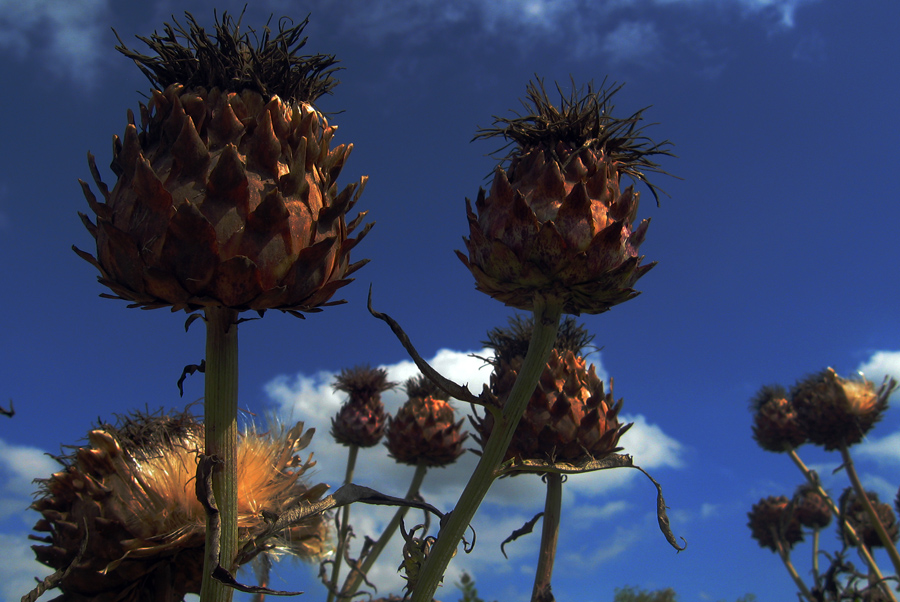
[385,375,467,467]
[839,487,899,549]
[750,385,806,452]
[792,369,892,450]
[457,78,672,314]
[747,495,803,552]
[792,483,832,530]
[30,409,329,601]
[331,366,395,448]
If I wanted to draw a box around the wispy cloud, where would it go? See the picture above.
[602,20,663,65]
[0,0,109,85]
[0,438,59,522]
[857,431,900,466]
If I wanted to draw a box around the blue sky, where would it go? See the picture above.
[1,0,899,600]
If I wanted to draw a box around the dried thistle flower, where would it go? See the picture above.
[791,369,892,450]
[385,375,468,467]
[331,365,395,448]
[457,78,672,314]
[839,487,899,549]
[472,316,630,467]
[747,495,803,552]
[750,385,807,452]
[30,409,329,601]
[74,11,371,316]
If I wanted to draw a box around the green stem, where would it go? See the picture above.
[340,461,429,599]
[200,307,240,602]
[410,296,563,602]
[531,473,562,602]
[839,444,900,576]
[788,449,897,602]
[327,445,360,602]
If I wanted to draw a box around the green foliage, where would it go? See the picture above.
[614,585,678,602]
[613,586,756,602]
[456,572,492,602]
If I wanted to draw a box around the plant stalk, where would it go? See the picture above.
[788,449,897,602]
[839,444,900,576]
[327,444,360,602]
[771,528,814,602]
[531,473,562,602]
[410,296,563,602]
[200,307,240,602]
[340,461,429,599]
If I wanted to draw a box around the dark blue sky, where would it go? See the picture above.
[1,0,900,600]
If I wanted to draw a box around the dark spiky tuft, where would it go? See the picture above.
[114,9,339,105]
[475,77,675,205]
[483,315,595,366]
[403,374,449,401]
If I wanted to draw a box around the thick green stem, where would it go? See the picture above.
[340,461,429,599]
[531,473,562,602]
[410,297,563,602]
[788,449,897,602]
[327,445,360,602]
[839,444,900,576]
[200,307,240,602]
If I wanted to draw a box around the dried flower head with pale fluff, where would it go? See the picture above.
[30,409,329,602]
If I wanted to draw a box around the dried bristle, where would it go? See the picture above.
[750,384,790,413]
[483,315,595,366]
[99,406,201,456]
[403,374,449,401]
[474,77,675,205]
[113,9,339,105]
[333,365,397,398]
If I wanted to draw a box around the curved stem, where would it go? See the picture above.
[340,461,429,599]
[531,473,562,602]
[200,307,240,602]
[788,449,897,602]
[839,444,900,576]
[771,528,814,602]
[410,297,563,602]
[327,445,360,602]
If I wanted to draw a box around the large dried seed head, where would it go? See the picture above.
[839,487,899,549]
[747,495,803,552]
[75,12,371,316]
[30,409,329,601]
[457,79,672,315]
[473,316,630,467]
[792,483,832,530]
[791,369,892,450]
[750,385,806,452]
[331,366,395,448]
[385,375,468,467]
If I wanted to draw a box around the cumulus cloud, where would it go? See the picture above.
[0,438,59,522]
[0,0,108,85]
[857,350,900,386]
[264,347,684,590]
[0,533,55,601]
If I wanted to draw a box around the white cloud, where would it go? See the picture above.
[0,438,59,522]
[856,431,900,466]
[0,533,56,602]
[264,347,683,594]
[0,0,108,85]
[857,351,900,388]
